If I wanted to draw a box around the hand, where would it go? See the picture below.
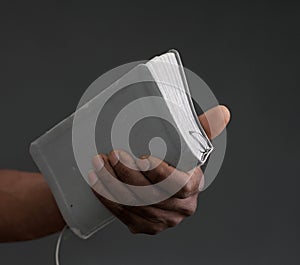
[88,105,230,235]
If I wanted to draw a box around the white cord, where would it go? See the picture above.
[55,225,68,265]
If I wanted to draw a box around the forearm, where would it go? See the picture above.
[0,170,65,242]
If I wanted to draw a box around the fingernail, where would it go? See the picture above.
[137,157,150,171]
[220,105,231,125]
[92,155,104,172]
[118,151,137,169]
[109,151,119,166]
[88,170,98,186]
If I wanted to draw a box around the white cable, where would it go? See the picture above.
[55,225,68,265]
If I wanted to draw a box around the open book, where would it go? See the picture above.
[30,50,213,238]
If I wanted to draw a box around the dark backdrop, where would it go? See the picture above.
[0,0,299,264]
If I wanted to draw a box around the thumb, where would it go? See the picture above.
[198,105,231,140]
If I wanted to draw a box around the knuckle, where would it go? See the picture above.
[183,207,196,216]
[154,166,166,177]
[167,216,184,227]
[146,224,166,235]
[179,189,193,199]
[119,165,130,175]
[183,183,194,196]
[180,178,201,198]
[192,167,203,178]
[182,201,198,216]
[146,229,158,235]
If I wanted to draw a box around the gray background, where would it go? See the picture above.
[0,0,299,264]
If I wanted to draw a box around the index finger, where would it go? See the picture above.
[136,156,202,198]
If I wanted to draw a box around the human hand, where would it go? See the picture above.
[88,105,230,235]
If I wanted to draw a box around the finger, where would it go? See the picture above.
[91,154,137,205]
[88,169,123,213]
[88,169,128,220]
[174,167,203,199]
[126,212,168,235]
[108,150,150,186]
[198,105,230,139]
[108,150,168,203]
[87,170,108,197]
[136,156,193,197]
[154,193,199,216]
[88,169,167,234]
[136,156,179,183]
[124,205,185,227]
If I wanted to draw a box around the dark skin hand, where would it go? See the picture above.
[0,105,230,241]
[89,153,204,235]
[88,105,230,235]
